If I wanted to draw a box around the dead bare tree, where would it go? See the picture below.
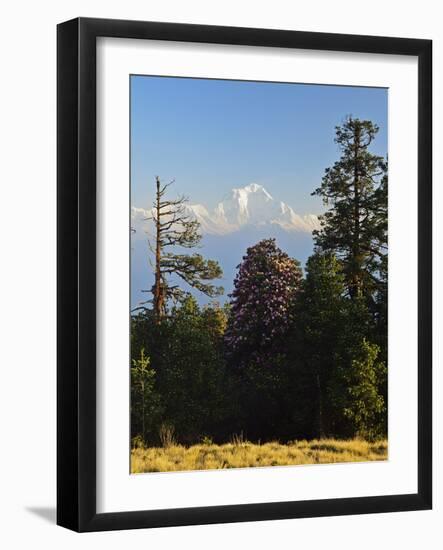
[146,176,223,322]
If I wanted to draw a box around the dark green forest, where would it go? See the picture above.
[131,117,388,447]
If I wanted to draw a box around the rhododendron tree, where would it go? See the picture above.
[225,238,302,368]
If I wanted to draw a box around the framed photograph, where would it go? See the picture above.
[57,17,432,532]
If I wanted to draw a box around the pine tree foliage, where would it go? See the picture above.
[293,253,386,439]
[340,338,386,439]
[293,252,347,438]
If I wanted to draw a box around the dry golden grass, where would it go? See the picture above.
[131,438,388,473]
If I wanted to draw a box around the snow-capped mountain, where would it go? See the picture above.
[187,183,320,234]
[132,183,321,236]
[131,184,321,308]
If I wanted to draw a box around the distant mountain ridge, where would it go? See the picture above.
[132,183,321,236]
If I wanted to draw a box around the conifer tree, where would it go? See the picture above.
[147,176,223,322]
[312,117,388,303]
[293,252,387,439]
[293,252,347,438]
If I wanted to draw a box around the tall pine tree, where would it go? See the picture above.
[312,117,388,306]
[309,117,388,437]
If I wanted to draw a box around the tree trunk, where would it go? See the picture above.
[153,176,164,322]
[316,373,324,438]
[351,126,362,299]
[141,379,145,442]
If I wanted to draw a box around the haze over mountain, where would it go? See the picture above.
[131,184,322,308]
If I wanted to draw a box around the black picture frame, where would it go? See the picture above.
[57,17,432,532]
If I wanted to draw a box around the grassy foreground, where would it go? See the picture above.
[131,438,388,473]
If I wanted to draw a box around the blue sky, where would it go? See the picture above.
[131,75,387,215]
